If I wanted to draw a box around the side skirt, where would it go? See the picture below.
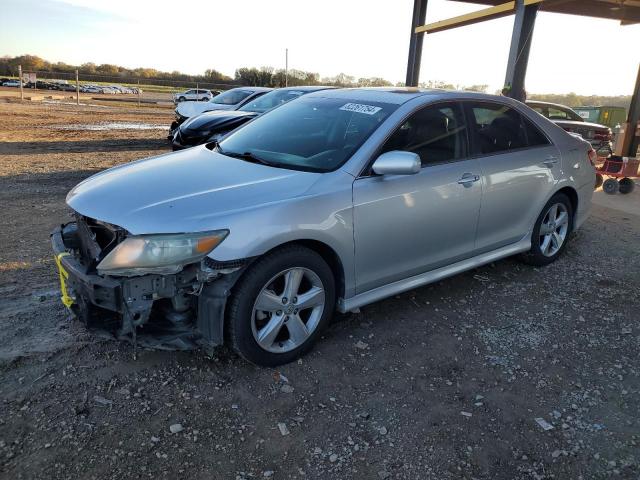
[337,238,531,313]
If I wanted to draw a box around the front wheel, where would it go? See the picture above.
[226,245,336,366]
[519,193,573,267]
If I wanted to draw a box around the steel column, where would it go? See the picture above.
[406,0,428,87]
[622,64,640,158]
[503,0,539,101]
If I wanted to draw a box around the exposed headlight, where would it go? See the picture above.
[97,230,228,277]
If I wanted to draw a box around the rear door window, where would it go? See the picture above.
[467,102,527,155]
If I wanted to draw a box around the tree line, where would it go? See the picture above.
[0,55,631,108]
[0,54,396,88]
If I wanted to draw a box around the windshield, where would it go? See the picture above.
[218,96,397,172]
[238,89,307,114]
[210,89,255,105]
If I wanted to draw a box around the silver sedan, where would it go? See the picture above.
[53,88,596,366]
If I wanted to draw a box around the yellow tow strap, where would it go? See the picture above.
[54,252,74,308]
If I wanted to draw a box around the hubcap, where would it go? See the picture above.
[539,203,569,257]
[251,267,325,353]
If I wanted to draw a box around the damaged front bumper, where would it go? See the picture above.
[51,223,242,350]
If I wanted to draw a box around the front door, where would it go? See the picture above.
[353,102,483,294]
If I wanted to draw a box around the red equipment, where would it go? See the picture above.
[595,155,640,195]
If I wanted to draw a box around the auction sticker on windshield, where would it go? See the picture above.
[339,103,382,115]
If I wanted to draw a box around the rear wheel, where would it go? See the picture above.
[619,177,635,194]
[594,173,603,190]
[227,245,336,366]
[519,193,573,267]
[603,178,619,195]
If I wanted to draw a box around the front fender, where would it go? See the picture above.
[209,174,356,298]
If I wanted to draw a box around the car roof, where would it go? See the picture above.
[305,87,529,106]
[273,86,336,92]
[304,87,447,105]
[233,86,273,92]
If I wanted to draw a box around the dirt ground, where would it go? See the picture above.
[0,100,638,480]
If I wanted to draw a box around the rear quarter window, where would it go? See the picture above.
[522,115,551,147]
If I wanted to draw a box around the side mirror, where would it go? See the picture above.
[371,151,421,176]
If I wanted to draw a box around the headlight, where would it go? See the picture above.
[97,230,228,277]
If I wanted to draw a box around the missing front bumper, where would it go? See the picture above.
[51,223,242,350]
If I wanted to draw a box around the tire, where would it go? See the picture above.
[619,177,635,194]
[519,193,573,267]
[594,173,603,190]
[227,245,336,366]
[603,178,619,195]
[178,96,186,103]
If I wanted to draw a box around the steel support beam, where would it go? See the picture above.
[621,63,640,158]
[406,0,428,87]
[503,0,539,102]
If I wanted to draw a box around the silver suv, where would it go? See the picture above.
[52,88,596,366]
[173,89,215,103]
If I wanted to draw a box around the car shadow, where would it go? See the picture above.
[0,139,169,155]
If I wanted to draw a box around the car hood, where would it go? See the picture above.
[67,146,322,234]
[176,101,234,118]
[181,110,258,135]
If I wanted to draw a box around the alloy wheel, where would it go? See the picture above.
[539,203,569,257]
[251,267,325,353]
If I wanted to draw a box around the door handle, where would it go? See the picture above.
[543,156,558,167]
[457,174,480,185]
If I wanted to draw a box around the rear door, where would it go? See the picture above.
[464,101,561,252]
[352,101,483,293]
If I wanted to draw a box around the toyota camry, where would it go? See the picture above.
[52,88,595,366]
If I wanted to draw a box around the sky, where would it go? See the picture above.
[0,0,638,95]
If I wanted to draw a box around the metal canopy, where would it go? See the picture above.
[417,0,543,34]
[405,0,640,157]
[450,0,640,26]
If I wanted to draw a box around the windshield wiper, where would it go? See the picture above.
[216,146,272,166]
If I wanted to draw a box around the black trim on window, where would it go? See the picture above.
[358,100,472,178]
[462,100,554,159]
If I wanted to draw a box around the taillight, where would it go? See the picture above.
[587,148,597,166]
[593,129,612,141]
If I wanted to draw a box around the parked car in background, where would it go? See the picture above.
[573,105,626,129]
[53,88,595,366]
[172,87,272,131]
[29,80,57,90]
[527,101,613,155]
[173,89,218,103]
[81,85,102,93]
[2,80,22,87]
[171,86,334,150]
